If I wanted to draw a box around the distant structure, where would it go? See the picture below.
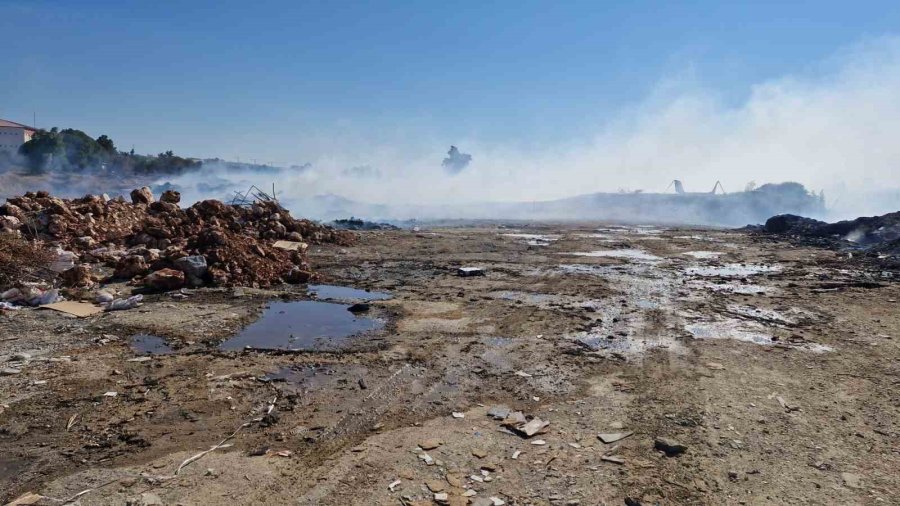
[0,119,37,156]
[667,179,726,195]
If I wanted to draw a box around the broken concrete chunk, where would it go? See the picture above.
[273,240,308,252]
[487,405,510,420]
[597,431,633,444]
[601,455,625,464]
[654,437,687,456]
[457,267,485,277]
[502,411,527,425]
[518,417,550,437]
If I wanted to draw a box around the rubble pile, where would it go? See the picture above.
[0,187,354,290]
[330,217,400,231]
[765,212,900,255]
[0,234,53,288]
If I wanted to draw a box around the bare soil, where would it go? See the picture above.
[1,224,898,505]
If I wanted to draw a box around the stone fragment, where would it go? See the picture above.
[419,439,442,450]
[130,187,155,205]
[144,268,185,291]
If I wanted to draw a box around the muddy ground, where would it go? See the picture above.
[1,224,898,505]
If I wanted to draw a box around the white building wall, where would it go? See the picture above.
[0,126,34,155]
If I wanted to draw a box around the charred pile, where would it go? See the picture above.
[0,187,353,290]
[763,211,900,268]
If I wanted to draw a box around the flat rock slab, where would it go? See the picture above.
[598,431,634,444]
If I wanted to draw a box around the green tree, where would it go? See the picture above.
[18,129,64,174]
[96,134,116,153]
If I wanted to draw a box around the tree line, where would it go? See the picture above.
[16,128,201,175]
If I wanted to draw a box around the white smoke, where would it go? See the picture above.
[158,36,900,221]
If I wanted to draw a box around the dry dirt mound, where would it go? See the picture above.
[0,187,353,289]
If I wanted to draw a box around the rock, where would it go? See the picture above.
[130,187,155,205]
[471,448,488,458]
[60,264,94,287]
[480,457,501,471]
[419,439,442,450]
[516,417,549,437]
[425,479,445,492]
[601,455,624,464]
[115,255,150,278]
[347,303,370,313]
[1,368,22,376]
[598,432,633,444]
[159,190,181,204]
[284,267,313,284]
[139,492,163,506]
[841,472,862,489]
[457,267,485,277]
[144,268,185,291]
[446,474,464,488]
[173,255,207,286]
[654,437,687,456]
[357,378,368,390]
[433,492,449,504]
[487,405,510,420]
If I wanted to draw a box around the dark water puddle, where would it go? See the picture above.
[219,300,383,352]
[130,334,174,355]
[307,284,392,302]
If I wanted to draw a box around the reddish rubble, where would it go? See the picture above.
[0,187,354,290]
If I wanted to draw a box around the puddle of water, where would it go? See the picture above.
[307,284,392,302]
[726,304,796,324]
[130,334,174,355]
[481,336,515,347]
[684,263,781,277]
[683,251,723,259]
[490,290,557,305]
[502,233,560,246]
[685,321,774,345]
[563,249,662,262]
[696,282,772,295]
[577,333,680,355]
[219,301,383,351]
[685,320,832,352]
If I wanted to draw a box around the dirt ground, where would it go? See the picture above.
[1,224,898,505]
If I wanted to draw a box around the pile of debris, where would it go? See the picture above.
[0,187,354,291]
[763,212,900,270]
[765,212,900,252]
[329,217,400,231]
[0,234,52,289]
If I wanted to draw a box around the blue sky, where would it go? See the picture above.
[2,1,899,169]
